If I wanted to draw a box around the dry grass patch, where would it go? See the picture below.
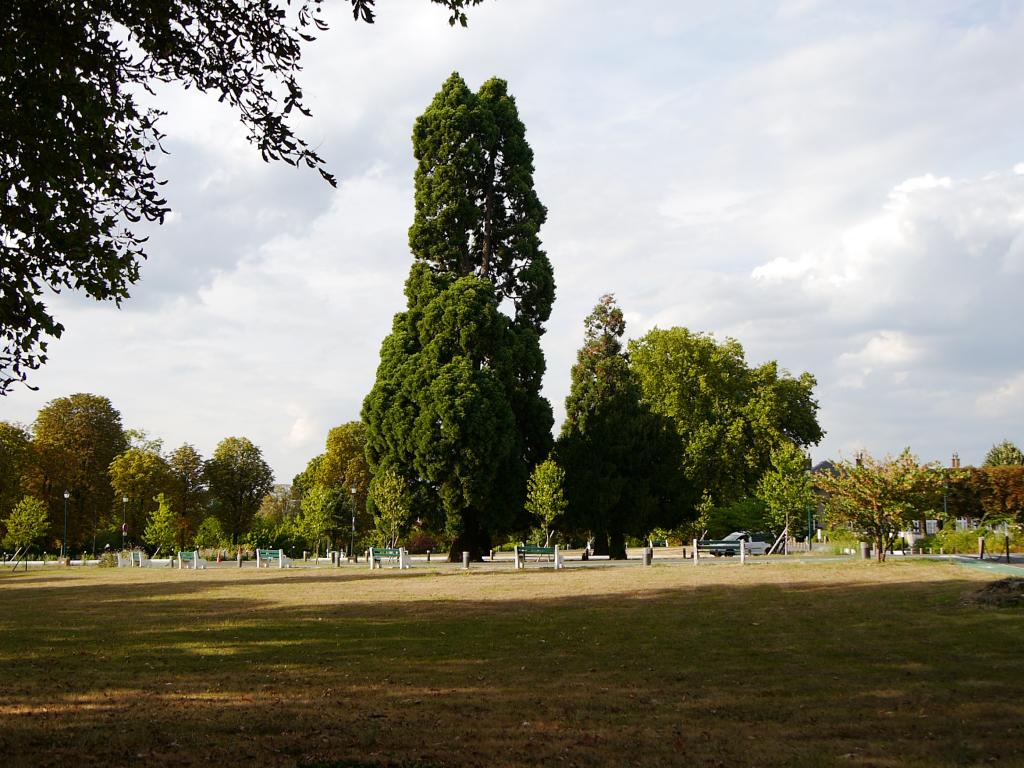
[1,560,1022,767]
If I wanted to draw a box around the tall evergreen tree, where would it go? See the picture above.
[556,296,693,559]
[363,73,555,561]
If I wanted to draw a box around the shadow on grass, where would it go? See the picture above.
[0,571,1021,767]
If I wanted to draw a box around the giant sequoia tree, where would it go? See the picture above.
[363,73,555,561]
[556,296,692,559]
[0,0,485,393]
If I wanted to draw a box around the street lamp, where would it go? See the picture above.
[349,486,358,562]
[61,490,70,560]
[122,496,128,551]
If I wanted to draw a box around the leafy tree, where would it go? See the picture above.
[296,484,336,556]
[205,437,274,543]
[0,422,33,518]
[556,296,693,559]
[292,454,326,502]
[756,442,814,538]
[629,328,823,509]
[977,466,1024,525]
[525,458,567,547]
[166,444,208,535]
[816,449,943,562]
[704,497,770,540]
[194,516,228,550]
[143,492,181,555]
[369,468,410,548]
[258,485,297,525]
[364,73,555,561]
[984,440,1024,467]
[24,393,127,550]
[0,0,487,392]
[108,446,172,544]
[2,495,49,550]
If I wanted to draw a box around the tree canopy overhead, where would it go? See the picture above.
[0,0,486,393]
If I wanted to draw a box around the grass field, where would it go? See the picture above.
[1,559,1022,767]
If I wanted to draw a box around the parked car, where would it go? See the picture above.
[702,531,773,556]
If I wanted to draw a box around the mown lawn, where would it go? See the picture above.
[0,559,1021,767]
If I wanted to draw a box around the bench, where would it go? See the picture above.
[368,547,410,570]
[255,548,292,569]
[514,544,564,570]
[176,550,208,570]
[650,538,669,547]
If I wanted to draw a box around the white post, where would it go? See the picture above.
[554,545,562,570]
[177,553,182,570]
[368,549,375,570]
[740,539,746,565]
[515,546,522,570]
[692,539,699,565]
[278,549,285,569]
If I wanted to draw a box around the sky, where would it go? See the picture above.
[4,0,1024,482]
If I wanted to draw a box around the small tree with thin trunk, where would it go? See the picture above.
[816,449,942,562]
[297,484,335,556]
[143,493,181,556]
[2,495,49,551]
[370,469,410,549]
[525,458,567,546]
[757,442,814,539]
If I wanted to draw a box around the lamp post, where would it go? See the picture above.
[61,490,70,560]
[122,496,128,550]
[349,486,358,562]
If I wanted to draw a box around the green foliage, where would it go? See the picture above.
[143,493,181,555]
[756,442,814,536]
[257,486,296,525]
[166,444,207,535]
[25,393,127,550]
[205,437,274,543]
[525,458,567,546]
[0,421,33,519]
[984,440,1024,467]
[194,516,228,550]
[705,497,770,540]
[242,516,298,553]
[364,73,554,561]
[369,469,410,548]
[629,328,823,509]
[817,449,943,562]
[108,445,172,544]
[2,495,49,550]
[556,295,694,558]
[296,484,337,555]
[926,524,1021,555]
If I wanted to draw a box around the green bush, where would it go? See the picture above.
[925,525,1020,554]
[822,528,862,555]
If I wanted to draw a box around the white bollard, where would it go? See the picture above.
[278,549,285,569]
[692,539,699,565]
[462,551,470,569]
[740,539,746,565]
[554,545,563,570]
[514,547,522,570]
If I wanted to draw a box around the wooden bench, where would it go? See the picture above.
[514,544,564,570]
[255,548,291,569]
[176,550,208,570]
[368,547,410,570]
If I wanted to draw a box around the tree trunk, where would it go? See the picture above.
[447,517,491,562]
[592,529,609,556]
[609,529,627,560]
[875,534,886,562]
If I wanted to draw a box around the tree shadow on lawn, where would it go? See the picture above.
[0,575,1021,767]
